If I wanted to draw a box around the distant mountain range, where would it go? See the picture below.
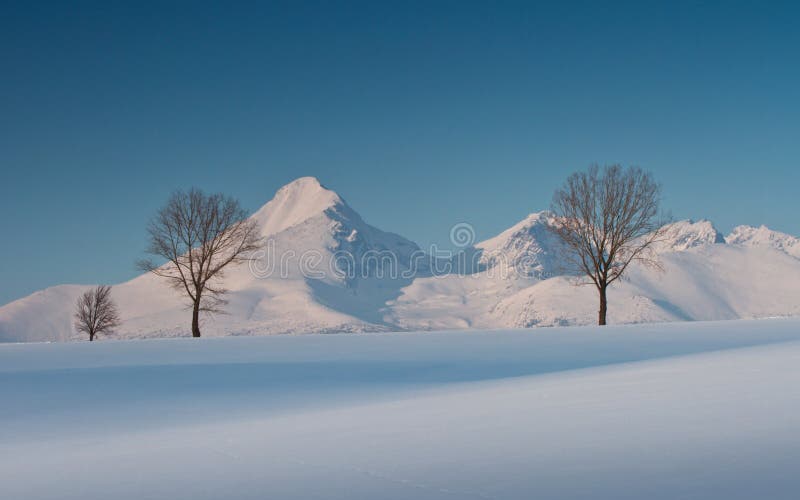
[2,176,799,342]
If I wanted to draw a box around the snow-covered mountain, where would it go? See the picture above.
[2,177,800,342]
[389,216,800,330]
[0,177,423,342]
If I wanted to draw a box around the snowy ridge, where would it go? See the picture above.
[726,224,800,259]
[2,176,800,341]
[656,219,725,252]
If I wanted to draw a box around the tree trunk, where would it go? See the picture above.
[598,284,608,326]
[89,332,95,341]
[191,300,201,337]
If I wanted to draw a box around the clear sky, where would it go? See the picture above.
[1,0,798,305]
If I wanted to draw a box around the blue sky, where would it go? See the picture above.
[1,0,798,304]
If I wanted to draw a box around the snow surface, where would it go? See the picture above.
[2,177,800,342]
[3,318,800,499]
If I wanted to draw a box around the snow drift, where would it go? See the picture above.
[3,319,800,499]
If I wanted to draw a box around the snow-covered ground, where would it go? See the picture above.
[3,319,800,499]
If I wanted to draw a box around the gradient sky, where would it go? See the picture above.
[1,0,799,305]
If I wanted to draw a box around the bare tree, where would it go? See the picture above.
[138,189,261,337]
[549,164,665,326]
[74,285,121,341]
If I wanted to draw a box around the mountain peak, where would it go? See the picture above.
[476,211,553,251]
[280,175,324,190]
[657,219,725,252]
[474,211,567,279]
[274,176,338,203]
[728,224,775,242]
[253,177,346,236]
[726,225,800,258]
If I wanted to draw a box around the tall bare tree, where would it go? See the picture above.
[74,285,121,341]
[138,189,261,337]
[549,164,665,326]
